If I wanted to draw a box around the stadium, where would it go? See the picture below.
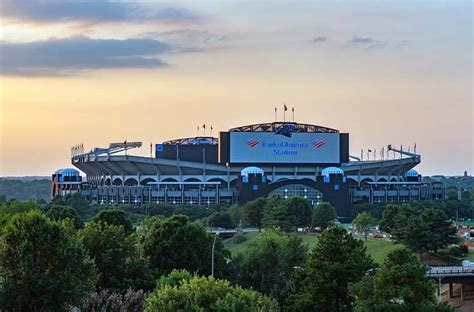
[52,120,444,221]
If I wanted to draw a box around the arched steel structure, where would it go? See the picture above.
[163,136,218,145]
[229,122,339,133]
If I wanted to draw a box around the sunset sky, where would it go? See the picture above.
[0,1,472,176]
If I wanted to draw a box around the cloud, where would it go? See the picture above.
[312,36,327,43]
[0,36,170,76]
[143,29,228,51]
[349,35,385,48]
[0,0,198,24]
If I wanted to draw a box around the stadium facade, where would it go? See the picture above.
[52,121,444,221]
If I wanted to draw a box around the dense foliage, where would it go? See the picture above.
[234,229,308,308]
[207,211,235,229]
[0,211,98,311]
[311,202,337,230]
[139,214,231,278]
[382,205,458,259]
[0,178,51,201]
[353,212,377,241]
[145,270,277,311]
[350,247,454,311]
[0,190,470,311]
[285,226,374,312]
[81,221,155,292]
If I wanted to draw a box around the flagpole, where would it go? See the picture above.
[274,108,277,122]
[292,108,294,122]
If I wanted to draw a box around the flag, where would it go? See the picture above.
[368,149,372,152]
[275,107,277,112]
[292,107,294,112]
[203,124,206,129]
[211,126,213,130]
[284,104,288,111]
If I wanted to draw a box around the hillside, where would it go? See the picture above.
[0,178,51,201]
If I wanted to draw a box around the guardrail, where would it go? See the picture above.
[427,267,474,277]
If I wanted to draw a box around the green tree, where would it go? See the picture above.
[52,192,91,217]
[350,247,454,312]
[207,211,235,229]
[391,205,429,260]
[263,197,297,232]
[237,229,308,308]
[380,204,399,233]
[390,206,457,260]
[144,270,277,311]
[286,196,312,227]
[81,221,155,292]
[0,211,97,311]
[91,209,134,234]
[44,204,83,228]
[421,208,458,253]
[311,202,337,230]
[243,197,267,232]
[227,204,244,227]
[285,226,374,312]
[353,212,377,241]
[139,215,230,278]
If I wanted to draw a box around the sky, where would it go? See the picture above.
[0,0,472,176]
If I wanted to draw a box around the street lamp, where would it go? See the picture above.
[211,231,219,277]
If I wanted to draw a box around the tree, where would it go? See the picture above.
[263,198,298,232]
[0,211,98,310]
[243,197,267,232]
[286,196,312,227]
[312,202,337,230]
[80,289,147,312]
[353,212,377,241]
[420,208,458,253]
[391,205,429,260]
[390,206,457,261]
[81,221,155,292]
[350,247,454,312]
[52,192,91,218]
[139,215,231,278]
[144,270,277,311]
[207,211,235,229]
[380,204,399,233]
[44,204,83,228]
[91,209,134,234]
[285,226,374,312]
[227,204,244,227]
[236,229,308,308]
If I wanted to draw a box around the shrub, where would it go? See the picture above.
[459,244,469,254]
[80,289,147,312]
[233,232,247,244]
[448,246,463,257]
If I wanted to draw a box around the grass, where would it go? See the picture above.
[223,231,402,264]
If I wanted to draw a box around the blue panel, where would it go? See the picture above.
[253,185,258,191]
[343,176,347,183]
[334,184,339,191]
[243,176,249,183]
[323,176,330,183]
[156,144,164,152]
[262,176,266,183]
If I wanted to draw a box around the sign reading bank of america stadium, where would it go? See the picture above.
[230,132,340,164]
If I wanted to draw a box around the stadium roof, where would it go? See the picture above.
[229,122,339,133]
[72,154,420,177]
